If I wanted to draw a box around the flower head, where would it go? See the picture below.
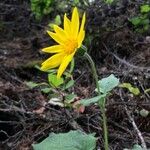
[41,7,86,78]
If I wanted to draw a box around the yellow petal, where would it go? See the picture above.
[80,12,86,32]
[64,13,71,35]
[41,53,65,71]
[42,45,64,53]
[53,25,68,40]
[77,13,86,48]
[77,30,85,48]
[57,53,75,78]
[71,7,79,39]
[47,31,65,45]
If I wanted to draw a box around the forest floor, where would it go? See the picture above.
[0,1,150,150]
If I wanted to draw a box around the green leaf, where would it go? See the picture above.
[41,87,51,93]
[130,17,141,26]
[124,144,143,150]
[69,58,75,74]
[140,109,149,117]
[79,94,107,107]
[54,15,61,26]
[65,94,77,103]
[98,74,119,94]
[65,80,75,89]
[48,73,64,87]
[73,0,79,5]
[119,83,140,96]
[105,0,114,4]
[140,5,150,13]
[25,81,39,89]
[48,15,62,29]
[132,144,143,150]
[25,81,47,89]
[33,130,96,150]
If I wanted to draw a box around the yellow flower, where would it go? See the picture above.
[41,7,86,78]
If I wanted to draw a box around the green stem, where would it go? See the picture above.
[101,103,109,150]
[84,52,100,93]
[84,52,109,150]
[69,58,75,74]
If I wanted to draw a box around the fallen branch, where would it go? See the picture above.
[102,43,150,72]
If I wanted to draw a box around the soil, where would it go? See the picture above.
[0,0,150,150]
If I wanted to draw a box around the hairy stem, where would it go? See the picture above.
[84,52,100,93]
[84,52,109,150]
[101,103,109,150]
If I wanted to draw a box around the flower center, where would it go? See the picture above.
[65,39,78,54]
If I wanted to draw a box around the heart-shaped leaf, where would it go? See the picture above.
[98,74,119,94]
[33,130,96,150]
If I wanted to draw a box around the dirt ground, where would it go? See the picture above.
[0,1,150,150]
